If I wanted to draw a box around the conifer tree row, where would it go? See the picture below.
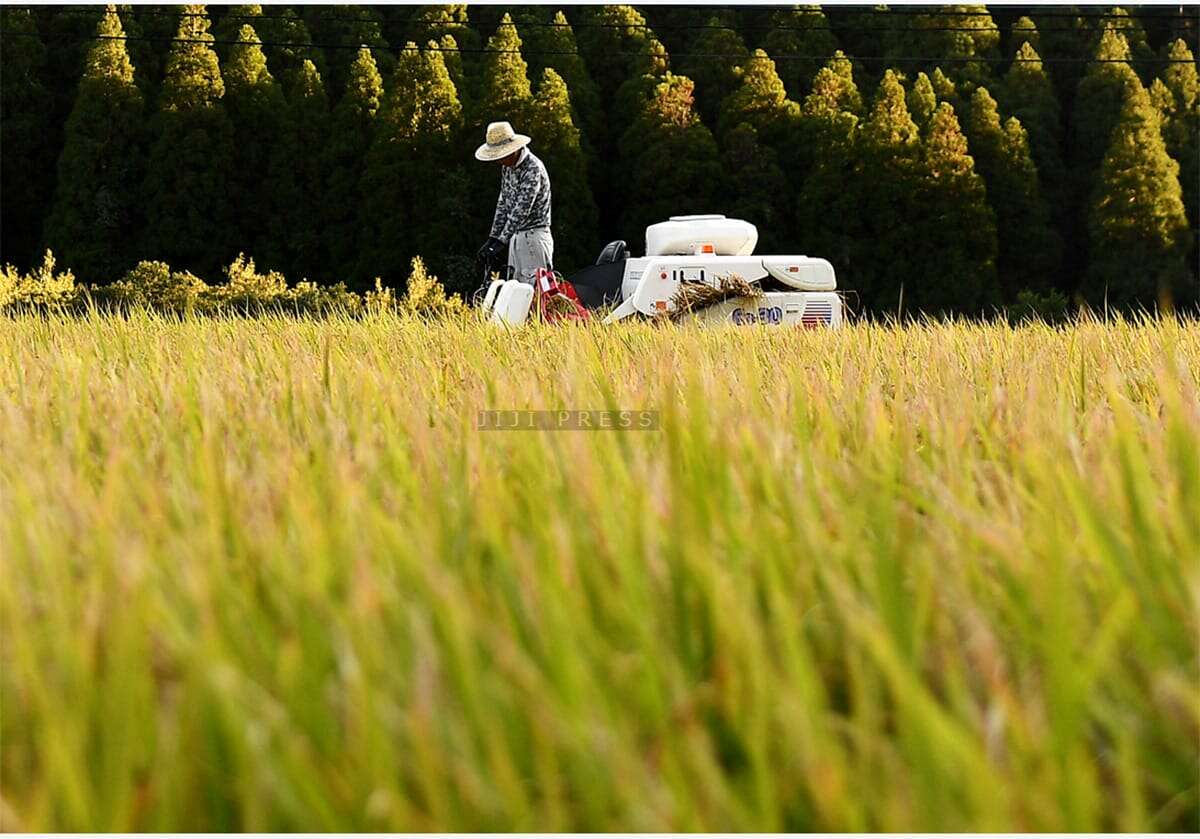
[1088,77,1190,308]
[140,4,234,279]
[3,7,58,270]
[4,5,1197,315]
[45,6,145,283]
[762,5,840,101]
[964,86,1062,299]
[223,23,283,265]
[324,47,383,288]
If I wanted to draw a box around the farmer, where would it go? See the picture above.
[475,121,553,286]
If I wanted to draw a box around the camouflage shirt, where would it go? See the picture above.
[489,148,552,243]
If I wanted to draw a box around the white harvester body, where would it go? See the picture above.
[593,215,844,328]
[484,215,846,328]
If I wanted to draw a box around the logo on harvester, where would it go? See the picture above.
[731,306,783,325]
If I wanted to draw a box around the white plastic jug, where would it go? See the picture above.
[489,280,534,326]
[482,278,506,311]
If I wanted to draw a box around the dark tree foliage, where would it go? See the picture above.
[854,70,998,315]
[1001,42,1067,226]
[139,4,236,279]
[929,67,963,115]
[678,18,749,126]
[10,5,1200,316]
[407,4,478,51]
[1155,39,1199,237]
[612,38,672,132]
[808,50,864,117]
[438,33,465,98]
[855,69,924,313]
[965,86,1062,299]
[42,6,104,114]
[721,123,790,254]
[1087,80,1190,309]
[605,35,670,237]
[1009,15,1039,55]
[37,6,105,245]
[1,7,55,268]
[716,48,802,245]
[796,53,866,283]
[1089,7,1156,84]
[223,24,285,266]
[526,68,599,271]
[406,5,480,102]
[636,5,701,57]
[266,59,330,279]
[761,5,840,101]
[512,8,604,240]
[882,4,1000,91]
[360,42,464,288]
[908,71,938,130]
[716,50,801,155]
[44,6,146,282]
[254,6,328,93]
[119,5,179,101]
[213,4,260,51]
[617,72,721,248]
[913,101,1000,314]
[574,5,654,104]
[838,3,894,88]
[477,12,531,126]
[1032,7,1094,109]
[303,5,392,98]
[325,47,383,289]
[1070,28,1141,287]
[515,10,602,143]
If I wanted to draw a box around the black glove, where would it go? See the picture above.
[476,236,505,265]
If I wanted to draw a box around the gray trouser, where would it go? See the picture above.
[508,227,554,285]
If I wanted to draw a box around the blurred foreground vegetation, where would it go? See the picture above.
[1,312,1197,830]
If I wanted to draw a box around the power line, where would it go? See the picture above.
[23,5,1197,23]
[16,5,1198,38]
[6,30,1195,65]
[649,5,1199,19]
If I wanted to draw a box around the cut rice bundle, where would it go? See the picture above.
[664,274,761,322]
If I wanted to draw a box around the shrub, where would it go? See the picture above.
[399,256,466,318]
[286,280,363,316]
[108,260,208,312]
[0,251,470,319]
[204,253,290,312]
[363,277,398,314]
[0,251,81,311]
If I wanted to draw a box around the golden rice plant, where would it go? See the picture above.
[0,311,1197,831]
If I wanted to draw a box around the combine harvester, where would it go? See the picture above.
[482,215,844,328]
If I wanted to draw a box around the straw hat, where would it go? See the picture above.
[475,121,531,162]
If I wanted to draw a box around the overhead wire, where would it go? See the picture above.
[11,4,1198,37]
[17,5,1196,23]
[4,4,1194,69]
[4,29,1196,65]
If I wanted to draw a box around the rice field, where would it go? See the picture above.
[1,311,1197,831]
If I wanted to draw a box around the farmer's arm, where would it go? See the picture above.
[491,163,540,243]
[488,168,514,242]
